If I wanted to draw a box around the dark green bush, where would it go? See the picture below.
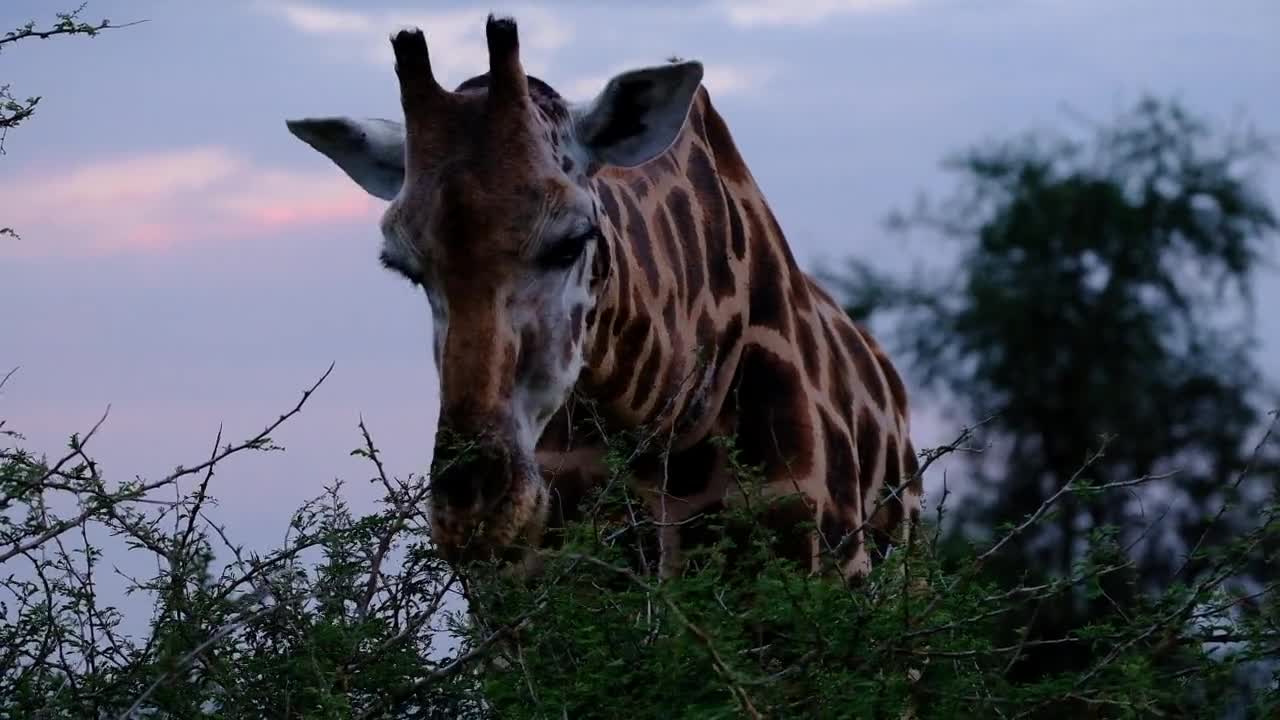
[2,370,1275,718]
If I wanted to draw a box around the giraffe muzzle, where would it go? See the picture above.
[427,427,549,567]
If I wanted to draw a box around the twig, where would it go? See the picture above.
[976,442,1109,565]
[1,6,147,49]
[1174,409,1280,580]
[0,364,334,565]
[0,366,18,392]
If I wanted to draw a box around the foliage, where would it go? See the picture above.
[823,96,1280,683]
[1,367,484,719]
[2,365,1277,718]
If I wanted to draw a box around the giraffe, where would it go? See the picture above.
[285,16,923,584]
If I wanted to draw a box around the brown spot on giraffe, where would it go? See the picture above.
[685,143,737,302]
[632,340,664,411]
[600,316,651,401]
[700,94,752,185]
[748,242,792,337]
[730,344,814,481]
[598,183,623,232]
[839,321,887,409]
[823,319,856,425]
[658,434,720,498]
[654,209,685,302]
[855,407,882,505]
[619,189,659,291]
[822,408,856,508]
[286,15,921,584]
[797,314,822,385]
[667,188,705,299]
[726,195,748,259]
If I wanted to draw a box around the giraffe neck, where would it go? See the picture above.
[575,87,784,449]
[539,84,920,585]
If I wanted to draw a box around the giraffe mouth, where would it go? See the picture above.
[428,457,549,568]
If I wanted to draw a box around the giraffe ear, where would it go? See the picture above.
[571,60,703,170]
[285,117,405,201]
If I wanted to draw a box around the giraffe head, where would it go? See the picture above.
[286,16,702,567]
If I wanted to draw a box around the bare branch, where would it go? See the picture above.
[0,364,334,565]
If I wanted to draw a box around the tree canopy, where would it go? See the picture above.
[825,95,1280,692]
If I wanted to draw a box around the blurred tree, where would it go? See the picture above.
[824,96,1280,684]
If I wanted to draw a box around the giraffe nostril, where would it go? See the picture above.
[430,434,514,514]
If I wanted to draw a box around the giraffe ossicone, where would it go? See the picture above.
[286,14,922,582]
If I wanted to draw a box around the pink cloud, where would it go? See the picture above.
[249,199,372,227]
[122,221,186,253]
[0,147,380,257]
[213,168,379,229]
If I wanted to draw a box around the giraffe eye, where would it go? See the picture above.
[538,228,599,270]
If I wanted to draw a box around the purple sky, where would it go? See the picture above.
[3,0,1279,557]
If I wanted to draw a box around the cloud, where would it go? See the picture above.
[266,2,572,85]
[265,3,787,99]
[720,0,917,27]
[0,147,379,256]
[276,4,375,34]
[701,63,778,97]
[564,60,776,103]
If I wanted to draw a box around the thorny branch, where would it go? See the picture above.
[0,364,334,565]
[1,5,146,153]
[2,4,146,242]
[0,4,141,49]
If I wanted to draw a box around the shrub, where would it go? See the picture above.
[2,368,1276,719]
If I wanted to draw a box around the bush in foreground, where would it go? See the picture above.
[2,369,1276,719]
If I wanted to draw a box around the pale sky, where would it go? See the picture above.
[3,0,1279,565]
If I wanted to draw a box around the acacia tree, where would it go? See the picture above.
[826,96,1280,685]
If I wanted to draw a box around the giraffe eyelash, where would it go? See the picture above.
[537,228,600,270]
